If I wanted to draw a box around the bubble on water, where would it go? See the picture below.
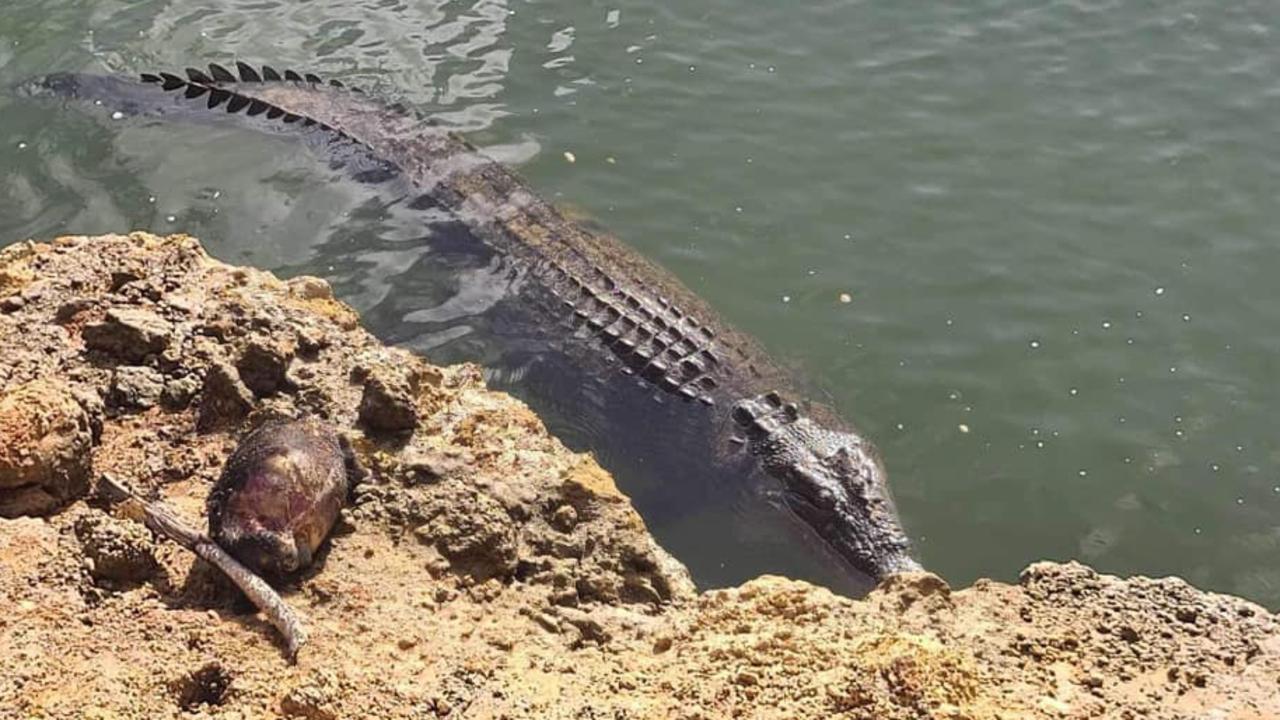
[948,391,959,401]
[606,9,620,27]
[958,424,970,433]
[1174,416,1182,423]
[1052,431,1060,437]
[1071,329,1079,336]
[1126,338,1134,345]
[1235,445,1244,452]
[165,215,176,223]
[688,65,696,72]
[1135,311,1144,318]
[1124,457,1132,463]
[1101,320,1112,329]
[16,141,26,149]
[1036,441,1045,449]
[1182,314,1190,322]
[843,233,851,240]
[1169,366,1177,373]
[635,57,643,64]
[896,422,905,430]
[945,318,953,326]
[767,66,776,73]
[781,295,790,303]
[111,111,124,120]
[1210,463,1220,472]
[147,196,155,204]
[1154,286,1165,296]
[1069,388,1078,396]
[1236,497,1244,505]
[606,156,616,165]
[838,293,852,304]
[1029,339,1040,349]
[746,157,753,164]
[1194,527,1202,535]
[734,206,742,213]
[563,151,576,163]
[1118,416,1126,423]
[1117,376,1125,384]
[1175,429,1185,438]
[1078,469,1088,477]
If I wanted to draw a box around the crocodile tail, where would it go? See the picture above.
[137,63,351,134]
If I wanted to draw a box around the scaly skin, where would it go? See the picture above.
[20,64,921,580]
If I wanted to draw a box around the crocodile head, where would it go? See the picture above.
[732,392,920,579]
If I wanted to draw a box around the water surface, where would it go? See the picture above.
[2,0,1279,606]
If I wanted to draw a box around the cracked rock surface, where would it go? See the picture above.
[0,234,1277,719]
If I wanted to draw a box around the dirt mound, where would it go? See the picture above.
[1,233,1276,719]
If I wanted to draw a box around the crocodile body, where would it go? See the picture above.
[21,64,921,581]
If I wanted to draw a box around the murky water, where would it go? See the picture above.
[2,1,1279,606]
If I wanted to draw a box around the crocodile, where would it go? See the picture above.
[19,64,922,581]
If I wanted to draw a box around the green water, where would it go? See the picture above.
[3,1,1279,606]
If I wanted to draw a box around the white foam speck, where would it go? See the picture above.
[111,111,124,120]
[1154,286,1165,296]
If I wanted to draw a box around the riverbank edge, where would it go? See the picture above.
[1,232,1276,719]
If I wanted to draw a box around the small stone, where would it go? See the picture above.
[358,368,418,435]
[287,276,334,301]
[161,375,201,410]
[108,366,165,409]
[550,504,578,533]
[652,634,673,653]
[0,380,94,517]
[81,307,172,362]
[74,510,158,584]
[236,337,295,397]
[196,358,255,432]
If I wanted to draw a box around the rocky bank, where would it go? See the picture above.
[0,233,1277,719]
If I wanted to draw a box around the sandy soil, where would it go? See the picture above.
[1,233,1277,719]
